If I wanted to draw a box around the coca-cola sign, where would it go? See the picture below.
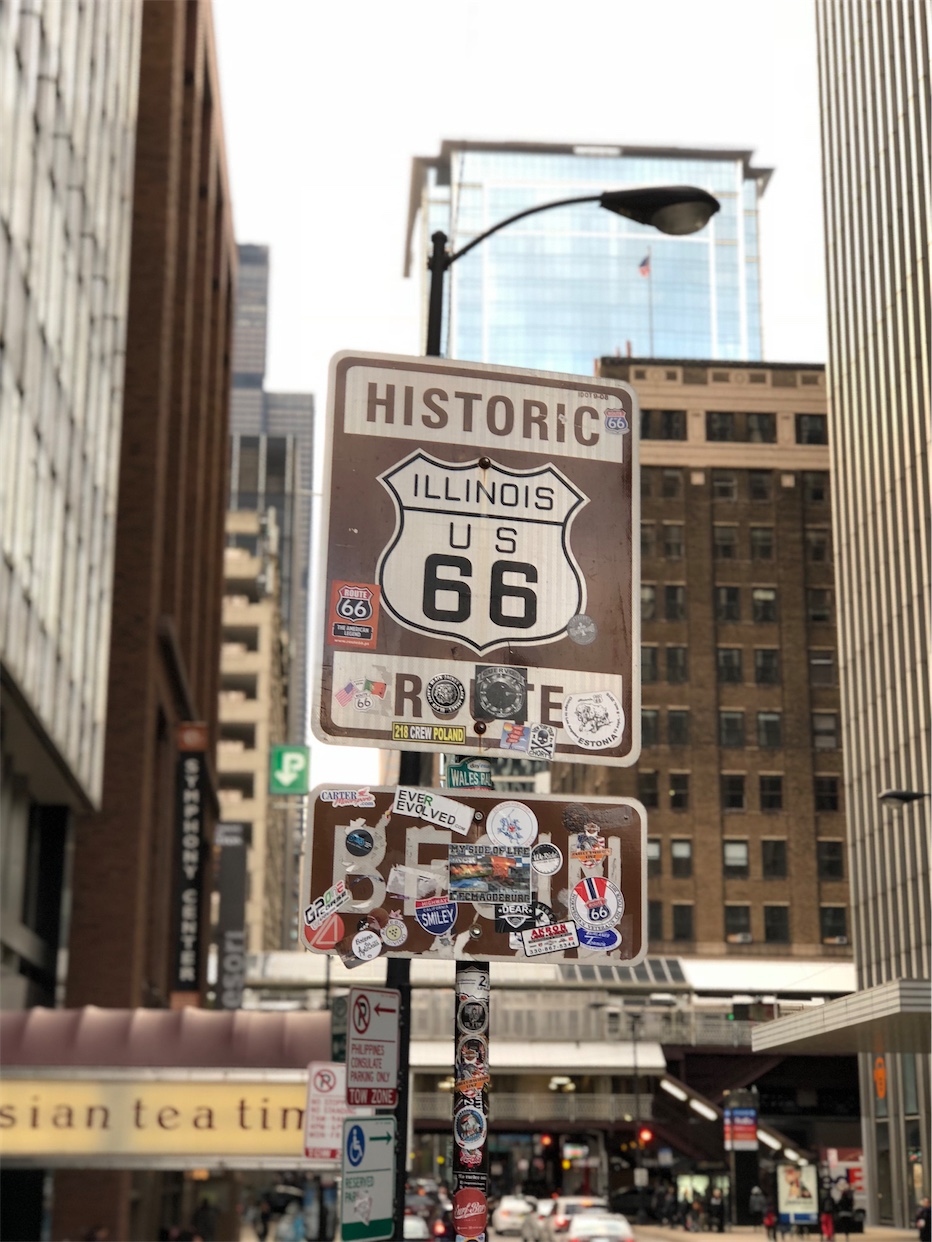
[453,1187,487,1235]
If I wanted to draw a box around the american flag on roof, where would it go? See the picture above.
[639,253,651,278]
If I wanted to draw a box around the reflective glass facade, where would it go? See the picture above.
[411,143,769,371]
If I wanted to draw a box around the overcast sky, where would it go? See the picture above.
[212,0,828,785]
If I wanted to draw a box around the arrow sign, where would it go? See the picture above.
[269,744,310,795]
[341,1116,396,1241]
[347,986,400,1107]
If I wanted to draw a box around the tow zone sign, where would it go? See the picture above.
[347,987,400,1106]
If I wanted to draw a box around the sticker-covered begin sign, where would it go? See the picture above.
[314,352,640,765]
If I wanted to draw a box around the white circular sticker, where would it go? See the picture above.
[351,929,383,960]
[571,876,625,929]
[381,912,408,948]
[487,801,539,848]
[532,842,563,875]
[563,690,625,750]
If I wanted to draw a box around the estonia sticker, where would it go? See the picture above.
[577,925,623,951]
[563,690,624,750]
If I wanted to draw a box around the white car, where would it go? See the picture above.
[564,1213,636,1242]
[403,1216,431,1240]
[492,1195,538,1236]
[523,1198,556,1241]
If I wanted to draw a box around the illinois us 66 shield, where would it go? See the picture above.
[313,352,640,766]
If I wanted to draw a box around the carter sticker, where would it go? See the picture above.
[571,875,624,929]
[563,690,624,750]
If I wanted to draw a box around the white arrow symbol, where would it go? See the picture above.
[275,751,306,786]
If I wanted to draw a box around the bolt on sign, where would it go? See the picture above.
[313,353,640,766]
[301,785,646,965]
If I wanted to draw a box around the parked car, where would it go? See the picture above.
[543,1196,609,1241]
[492,1195,539,1236]
[566,1214,636,1242]
[404,1217,431,1241]
[523,1198,557,1241]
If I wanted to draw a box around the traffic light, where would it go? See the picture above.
[540,1133,554,1148]
[637,1126,655,1148]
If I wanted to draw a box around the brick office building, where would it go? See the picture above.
[551,358,851,960]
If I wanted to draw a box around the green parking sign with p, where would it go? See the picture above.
[269,745,310,795]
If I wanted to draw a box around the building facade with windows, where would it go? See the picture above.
[405,140,771,371]
[551,358,850,961]
[755,2,930,1227]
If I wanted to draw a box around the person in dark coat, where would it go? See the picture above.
[750,1187,767,1229]
[835,1184,854,1241]
[708,1188,726,1233]
[819,1188,836,1240]
[915,1197,931,1242]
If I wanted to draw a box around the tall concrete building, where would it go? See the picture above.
[755,1,930,1226]
[406,140,771,370]
[229,244,314,744]
[1,2,237,1239]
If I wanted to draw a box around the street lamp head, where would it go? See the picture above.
[599,185,720,235]
[879,789,930,805]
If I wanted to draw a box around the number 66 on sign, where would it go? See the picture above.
[314,352,641,767]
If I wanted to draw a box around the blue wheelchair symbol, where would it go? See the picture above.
[347,1124,365,1167]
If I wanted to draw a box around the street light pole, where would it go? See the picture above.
[629,1008,647,1224]
[423,184,720,357]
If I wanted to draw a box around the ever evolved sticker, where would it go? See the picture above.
[520,920,581,956]
[571,875,625,929]
[562,690,624,750]
[393,786,473,835]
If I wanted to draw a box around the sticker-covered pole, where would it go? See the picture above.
[453,961,491,1240]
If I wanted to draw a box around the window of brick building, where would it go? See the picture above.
[641,468,653,497]
[641,583,657,621]
[808,588,833,623]
[663,523,684,558]
[748,412,777,443]
[750,526,775,559]
[648,900,664,941]
[721,774,746,810]
[670,772,690,810]
[762,838,788,877]
[671,839,693,878]
[667,646,689,683]
[720,711,745,747]
[661,468,683,499]
[712,470,738,500]
[707,411,737,441]
[715,586,741,622]
[749,470,773,501]
[805,528,832,562]
[725,905,752,939]
[817,839,845,880]
[820,906,848,943]
[668,710,690,746]
[760,775,784,811]
[813,713,839,750]
[815,775,840,811]
[641,709,659,747]
[665,585,687,621]
[723,840,749,878]
[717,648,743,683]
[643,409,687,440]
[754,648,780,685]
[752,587,778,622]
[714,525,739,559]
[796,413,828,444]
[764,905,790,943]
[757,712,782,749]
[672,904,694,941]
[803,470,829,503]
[809,649,836,685]
[639,771,660,809]
[647,836,662,875]
[642,646,659,683]
[641,522,656,559]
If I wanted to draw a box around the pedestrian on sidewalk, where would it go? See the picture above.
[750,1187,767,1230]
[835,1184,854,1242]
[763,1206,778,1241]
[915,1196,931,1242]
[708,1188,726,1234]
[819,1187,836,1240]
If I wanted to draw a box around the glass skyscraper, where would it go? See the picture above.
[405,141,771,370]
